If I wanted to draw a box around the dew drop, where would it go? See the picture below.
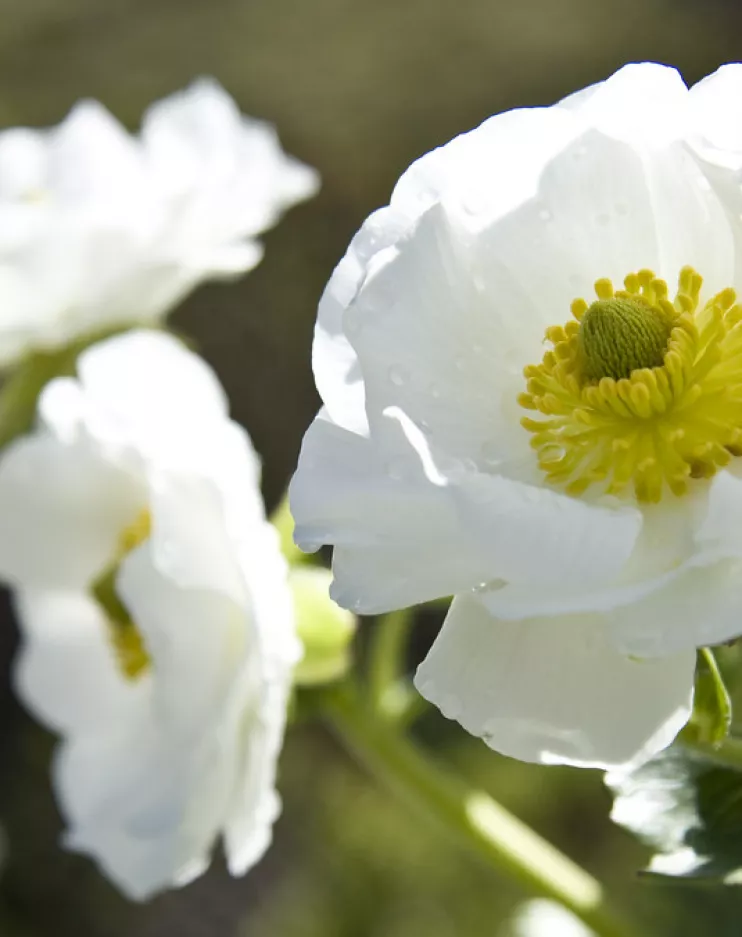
[614,201,629,217]
[538,208,553,222]
[595,212,611,227]
[571,145,587,160]
[430,383,442,400]
[454,356,467,372]
[388,364,410,386]
[480,439,501,466]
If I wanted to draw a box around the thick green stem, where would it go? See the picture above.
[324,684,649,937]
[367,609,412,716]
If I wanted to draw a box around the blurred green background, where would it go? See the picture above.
[1,0,742,934]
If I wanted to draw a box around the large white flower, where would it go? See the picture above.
[290,63,742,770]
[0,80,318,364]
[0,330,300,899]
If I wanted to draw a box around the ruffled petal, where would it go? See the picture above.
[415,596,694,769]
[14,590,147,734]
[0,434,141,589]
[291,409,641,614]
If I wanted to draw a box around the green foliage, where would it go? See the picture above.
[608,746,742,885]
[685,649,732,746]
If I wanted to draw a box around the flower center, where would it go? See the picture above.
[91,509,151,681]
[518,267,742,503]
[578,297,673,382]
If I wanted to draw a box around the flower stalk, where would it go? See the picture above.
[323,682,649,937]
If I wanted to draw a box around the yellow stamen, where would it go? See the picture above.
[91,509,151,680]
[519,267,742,503]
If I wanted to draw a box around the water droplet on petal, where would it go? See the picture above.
[538,208,552,222]
[430,383,442,400]
[480,439,501,466]
[388,364,410,386]
[595,212,611,227]
[614,201,629,217]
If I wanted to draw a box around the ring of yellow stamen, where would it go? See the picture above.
[91,509,151,680]
[518,267,742,503]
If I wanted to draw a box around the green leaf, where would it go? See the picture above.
[608,746,742,884]
[684,648,732,746]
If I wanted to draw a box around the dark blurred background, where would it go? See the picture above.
[1,1,742,934]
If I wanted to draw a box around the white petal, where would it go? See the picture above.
[314,205,410,435]
[13,590,146,734]
[223,674,289,875]
[558,63,689,148]
[143,78,318,241]
[76,330,229,448]
[0,434,141,589]
[608,559,742,658]
[689,64,742,168]
[55,725,232,901]
[117,543,249,737]
[415,596,694,769]
[291,410,641,614]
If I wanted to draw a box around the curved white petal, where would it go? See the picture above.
[558,63,689,148]
[689,64,742,169]
[291,408,641,614]
[0,434,141,589]
[415,596,694,770]
[75,330,229,453]
[118,543,250,737]
[608,559,742,658]
[14,590,147,735]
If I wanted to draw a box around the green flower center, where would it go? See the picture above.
[578,297,674,382]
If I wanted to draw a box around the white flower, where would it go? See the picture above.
[290,63,742,770]
[0,330,300,899]
[505,900,596,937]
[0,80,318,365]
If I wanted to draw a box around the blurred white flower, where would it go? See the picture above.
[505,900,596,937]
[0,80,318,365]
[291,63,742,770]
[0,330,300,899]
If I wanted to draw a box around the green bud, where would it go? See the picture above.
[682,647,732,746]
[291,567,356,686]
[271,495,310,567]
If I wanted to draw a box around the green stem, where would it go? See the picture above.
[367,609,413,717]
[683,734,742,771]
[324,683,649,937]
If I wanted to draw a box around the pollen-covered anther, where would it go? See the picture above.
[520,266,742,502]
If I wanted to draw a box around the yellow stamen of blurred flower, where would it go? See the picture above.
[91,509,151,681]
[518,267,742,502]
